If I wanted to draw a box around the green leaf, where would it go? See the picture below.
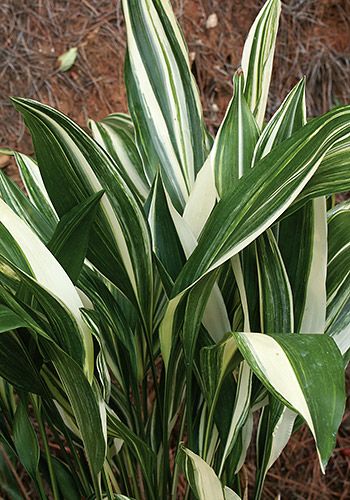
[51,458,81,500]
[0,304,27,333]
[13,398,40,480]
[213,70,259,198]
[233,331,345,470]
[0,254,85,368]
[242,0,281,127]
[107,406,156,496]
[48,191,104,283]
[0,329,47,395]
[182,272,219,369]
[123,0,208,212]
[147,174,186,284]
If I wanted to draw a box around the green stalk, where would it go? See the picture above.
[35,470,48,500]
[161,344,181,499]
[202,399,219,462]
[185,364,193,449]
[124,447,143,500]
[91,472,102,500]
[31,397,59,500]
[102,465,114,500]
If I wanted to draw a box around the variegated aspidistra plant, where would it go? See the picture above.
[0,0,349,498]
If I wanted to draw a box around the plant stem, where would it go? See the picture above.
[31,397,59,500]
[35,469,48,500]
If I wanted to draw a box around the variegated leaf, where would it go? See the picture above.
[233,332,344,471]
[89,113,149,201]
[123,0,208,212]
[0,199,94,380]
[242,0,281,127]
[214,70,259,198]
[161,105,350,366]
[326,200,350,357]
[177,444,226,500]
[12,98,153,332]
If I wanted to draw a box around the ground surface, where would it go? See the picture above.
[0,0,350,498]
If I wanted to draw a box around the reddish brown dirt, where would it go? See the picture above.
[0,0,350,498]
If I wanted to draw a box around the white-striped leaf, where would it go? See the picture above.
[256,229,294,333]
[279,198,328,333]
[161,105,350,365]
[214,70,259,198]
[177,444,226,500]
[0,169,54,242]
[123,0,208,212]
[12,98,153,332]
[242,0,281,127]
[173,106,350,297]
[288,137,350,214]
[183,157,217,240]
[252,78,306,163]
[15,152,58,227]
[89,113,149,201]
[326,200,350,357]
[255,396,295,495]
[224,487,242,500]
[0,199,94,380]
[165,191,231,342]
[218,361,252,476]
[254,229,295,490]
[233,331,345,470]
